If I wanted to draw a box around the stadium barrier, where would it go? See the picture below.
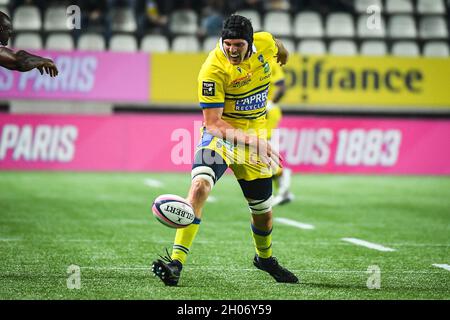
[0,114,449,175]
[1,51,450,109]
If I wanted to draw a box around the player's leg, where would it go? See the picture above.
[266,104,294,206]
[152,148,227,286]
[272,166,282,194]
[238,178,274,258]
[238,178,298,283]
[272,167,294,206]
[171,149,227,265]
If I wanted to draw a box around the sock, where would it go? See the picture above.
[171,217,201,265]
[251,224,272,258]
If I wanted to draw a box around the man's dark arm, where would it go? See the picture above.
[0,47,58,76]
[0,46,19,70]
[272,81,286,104]
[274,38,289,66]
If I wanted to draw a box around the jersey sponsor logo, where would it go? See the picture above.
[231,73,252,88]
[260,72,271,81]
[202,81,216,96]
[234,88,268,111]
[258,54,265,63]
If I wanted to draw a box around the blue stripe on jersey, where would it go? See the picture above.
[273,79,285,86]
[200,103,224,108]
[223,110,266,120]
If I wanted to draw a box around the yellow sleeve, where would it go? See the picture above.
[268,62,285,101]
[198,53,225,109]
[266,104,282,136]
[253,32,278,60]
[271,62,285,86]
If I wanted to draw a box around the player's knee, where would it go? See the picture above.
[248,195,273,215]
[190,178,211,200]
[191,166,216,189]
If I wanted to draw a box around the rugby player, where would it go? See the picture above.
[152,14,298,286]
[0,11,58,76]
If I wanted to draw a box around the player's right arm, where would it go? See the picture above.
[199,54,281,167]
[0,47,58,76]
[203,107,257,146]
[203,107,281,169]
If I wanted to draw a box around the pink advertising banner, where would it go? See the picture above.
[0,114,449,175]
[0,50,149,102]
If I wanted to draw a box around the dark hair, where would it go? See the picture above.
[0,11,10,21]
[221,14,253,55]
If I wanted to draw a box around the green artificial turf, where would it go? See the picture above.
[0,171,449,300]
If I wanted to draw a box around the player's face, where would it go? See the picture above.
[0,22,12,46]
[223,39,248,65]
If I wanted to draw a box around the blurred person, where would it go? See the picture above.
[198,0,225,37]
[266,61,294,206]
[0,11,58,76]
[152,14,298,286]
[137,0,169,35]
[77,0,112,39]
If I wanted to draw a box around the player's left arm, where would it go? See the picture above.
[272,79,286,104]
[0,47,58,76]
[274,38,289,66]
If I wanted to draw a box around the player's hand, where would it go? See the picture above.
[275,39,289,66]
[276,51,288,66]
[37,59,59,77]
[257,138,283,172]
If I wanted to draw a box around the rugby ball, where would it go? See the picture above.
[152,194,195,228]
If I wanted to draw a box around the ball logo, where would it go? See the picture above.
[152,194,195,228]
[163,204,194,221]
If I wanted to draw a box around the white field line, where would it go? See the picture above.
[385,243,449,247]
[0,238,22,241]
[206,196,217,203]
[432,264,450,272]
[341,238,396,252]
[144,179,163,188]
[274,217,315,230]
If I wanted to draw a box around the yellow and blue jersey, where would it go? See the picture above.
[267,60,285,102]
[198,32,278,133]
[266,61,286,139]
